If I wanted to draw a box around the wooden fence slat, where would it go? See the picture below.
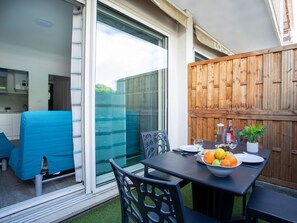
[232,59,241,110]
[207,64,214,109]
[207,118,215,141]
[294,51,297,109]
[293,49,297,82]
[281,50,293,110]
[270,53,281,110]
[240,58,247,109]
[213,63,219,108]
[219,61,227,109]
[202,118,208,140]
[192,117,197,142]
[202,65,208,108]
[287,50,296,111]
[188,66,193,109]
[292,122,297,183]
[240,58,247,85]
[194,65,200,109]
[280,121,292,181]
[226,60,233,109]
[281,51,288,110]
[273,52,282,82]
[247,56,255,109]
[263,53,273,110]
[255,55,263,109]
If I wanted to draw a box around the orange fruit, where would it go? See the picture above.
[204,151,215,164]
[221,159,231,167]
[225,155,238,166]
[214,148,226,160]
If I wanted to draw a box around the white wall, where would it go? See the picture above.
[0,0,72,111]
[167,12,194,148]
[0,42,71,110]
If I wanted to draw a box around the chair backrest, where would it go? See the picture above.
[9,111,74,180]
[141,130,170,159]
[110,159,186,223]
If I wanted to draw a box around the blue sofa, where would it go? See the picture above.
[0,132,15,170]
[9,111,74,195]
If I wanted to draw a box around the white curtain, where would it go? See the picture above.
[71,7,83,182]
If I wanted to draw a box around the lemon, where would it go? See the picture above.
[215,148,226,160]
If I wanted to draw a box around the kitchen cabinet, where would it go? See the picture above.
[0,113,21,140]
[0,68,8,93]
[4,69,28,94]
[14,71,28,92]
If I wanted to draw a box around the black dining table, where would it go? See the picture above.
[141,141,271,222]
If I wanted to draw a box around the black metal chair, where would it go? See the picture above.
[110,159,219,223]
[141,130,188,188]
[246,186,297,223]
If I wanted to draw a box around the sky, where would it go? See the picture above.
[96,23,167,91]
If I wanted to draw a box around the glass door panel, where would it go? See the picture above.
[95,3,168,186]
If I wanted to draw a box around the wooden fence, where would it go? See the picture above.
[188,44,297,189]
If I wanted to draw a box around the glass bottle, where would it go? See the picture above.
[226,120,234,143]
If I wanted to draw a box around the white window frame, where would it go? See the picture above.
[85,0,174,195]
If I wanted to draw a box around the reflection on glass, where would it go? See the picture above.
[95,3,168,185]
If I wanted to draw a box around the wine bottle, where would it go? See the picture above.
[226,120,234,143]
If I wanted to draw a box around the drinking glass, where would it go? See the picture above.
[194,139,204,151]
[228,139,238,151]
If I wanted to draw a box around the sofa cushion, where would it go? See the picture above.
[9,111,74,180]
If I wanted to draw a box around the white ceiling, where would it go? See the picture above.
[0,0,73,57]
[171,0,281,54]
[0,0,281,57]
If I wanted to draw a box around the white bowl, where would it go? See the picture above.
[202,157,242,177]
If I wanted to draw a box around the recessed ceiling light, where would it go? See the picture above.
[35,18,53,28]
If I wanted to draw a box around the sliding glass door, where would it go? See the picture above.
[95,3,168,185]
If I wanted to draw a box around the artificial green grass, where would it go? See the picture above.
[65,196,121,223]
[65,183,253,223]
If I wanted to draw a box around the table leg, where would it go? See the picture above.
[192,183,235,222]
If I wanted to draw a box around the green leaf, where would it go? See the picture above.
[239,124,265,143]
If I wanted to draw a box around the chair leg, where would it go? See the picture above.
[35,174,43,196]
[144,166,148,177]
[245,213,252,223]
[1,158,7,171]
[246,211,259,223]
